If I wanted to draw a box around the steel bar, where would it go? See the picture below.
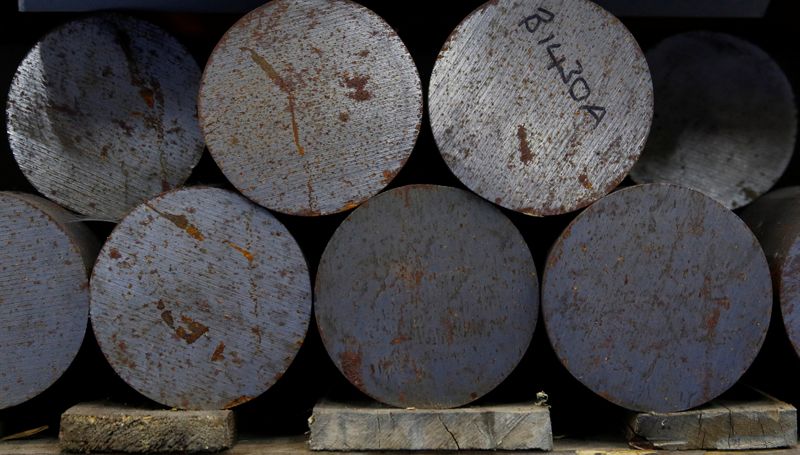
[0,192,98,410]
[429,0,653,216]
[542,183,772,412]
[315,184,538,409]
[6,14,205,221]
[90,187,312,410]
[630,32,797,209]
[740,187,800,359]
[198,0,423,216]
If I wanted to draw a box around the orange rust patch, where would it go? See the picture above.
[341,73,372,101]
[139,88,155,108]
[342,201,360,211]
[109,248,121,259]
[390,335,410,345]
[175,315,208,344]
[241,47,305,156]
[223,396,252,409]
[225,240,255,263]
[517,125,533,164]
[382,168,399,184]
[578,174,593,190]
[211,342,226,361]
[340,351,364,388]
[161,180,171,192]
[145,203,205,241]
[357,49,369,58]
[251,326,262,344]
[338,111,350,122]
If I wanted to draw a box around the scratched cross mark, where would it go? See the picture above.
[90,187,312,410]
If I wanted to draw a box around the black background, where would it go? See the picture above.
[0,0,798,442]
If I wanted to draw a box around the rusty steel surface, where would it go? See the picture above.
[542,183,772,412]
[315,184,538,408]
[90,187,311,410]
[429,0,652,216]
[740,187,800,359]
[0,192,98,410]
[198,0,423,216]
[6,14,205,221]
[630,32,797,210]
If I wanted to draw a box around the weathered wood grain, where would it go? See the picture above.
[626,389,797,450]
[90,187,311,410]
[0,192,98,410]
[6,14,204,221]
[309,399,552,451]
[59,402,235,453]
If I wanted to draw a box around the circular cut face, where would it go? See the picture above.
[429,0,652,216]
[630,32,797,209]
[315,185,538,408]
[0,193,90,410]
[6,15,204,221]
[199,0,423,216]
[90,187,311,410]
[542,184,772,412]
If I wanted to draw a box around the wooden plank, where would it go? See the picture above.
[626,389,797,450]
[59,402,235,453]
[309,399,552,451]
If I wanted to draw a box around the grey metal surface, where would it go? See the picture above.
[542,183,772,412]
[740,187,800,360]
[6,14,205,221]
[429,0,652,216]
[630,32,797,210]
[0,192,97,410]
[198,0,423,216]
[90,187,311,410]
[315,184,538,409]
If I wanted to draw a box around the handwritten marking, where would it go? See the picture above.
[519,8,607,128]
[241,47,305,156]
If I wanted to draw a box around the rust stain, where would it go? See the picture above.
[340,351,363,388]
[713,297,731,309]
[338,111,350,122]
[241,47,305,156]
[517,125,533,164]
[175,315,208,344]
[223,396,253,409]
[390,335,410,345]
[225,240,255,263]
[341,73,372,101]
[342,201,360,211]
[357,49,370,58]
[109,248,122,259]
[706,307,721,332]
[578,174,593,190]
[144,203,205,241]
[251,326,262,344]
[382,168,399,184]
[211,342,226,361]
[161,310,174,328]
[139,88,155,108]
[161,180,171,192]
